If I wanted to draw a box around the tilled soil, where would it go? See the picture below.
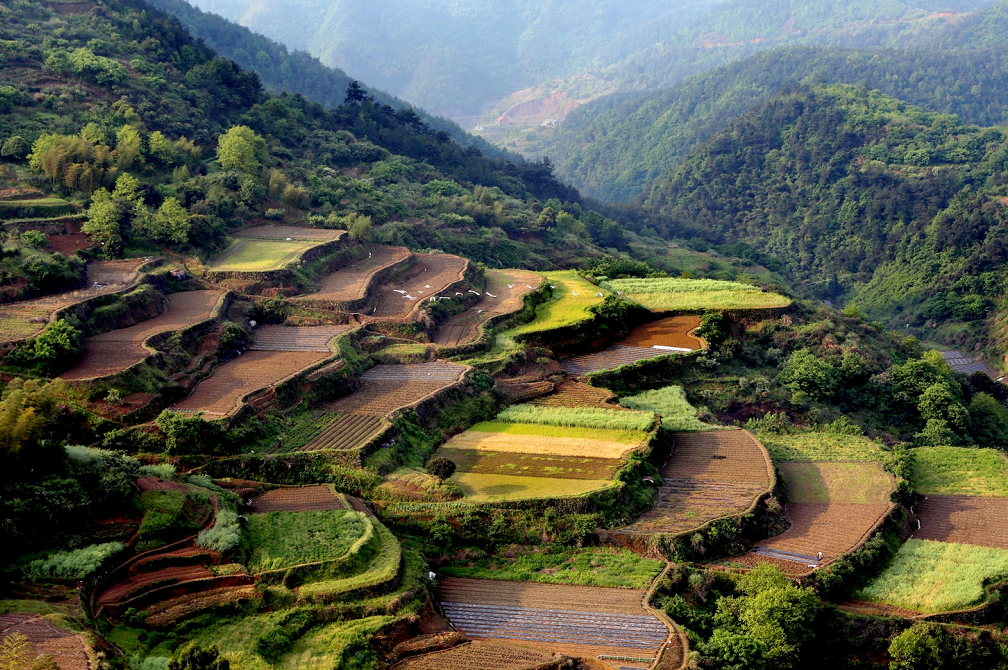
[250,485,348,512]
[752,502,893,563]
[561,345,682,376]
[529,381,628,410]
[171,350,329,416]
[301,244,410,303]
[915,495,1008,550]
[62,290,223,380]
[620,431,771,534]
[437,577,646,615]
[98,564,212,605]
[368,254,467,319]
[622,316,704,350]
[434,269,541,347]
[0,614,90,670]
[391,641,560,670]
[249,324,351,352]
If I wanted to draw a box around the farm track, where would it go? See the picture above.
[620,431,771,535]
[391,641,560,670]
[434,269,540,347]
[302,363,465,451]
[915,495,1008,550]
[299,244,409,303]
[0,614,90,670]
[171,350,328,417]
[250,485,348,512]
[368,254,467,319]
[437,578,667,666]
[62,290,223,380]
[561,345,682,376]
[0,259,143,343]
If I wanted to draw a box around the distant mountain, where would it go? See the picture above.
[537,44,1008,202]
[930,0,1008,47]
[149,0,515,159]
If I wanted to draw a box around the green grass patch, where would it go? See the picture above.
[23,542,124,580]
[209,239,321,272]
[855,539,1008,613]
[760,432,886,462]
[780,462,893,504]
[244,511,367,572]
[469,421,646,444]
[277,616,392,670]
[618,385,717,431]
[600,277,791,311]
[496,403,654,431]
[505,270,607,337]
[451,472,616,502]
[441,547,664,589]
[136,489,211,552]
[910,447,1008,497]
[296,521,401,600]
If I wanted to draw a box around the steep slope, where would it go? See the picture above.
[644,84,1008,355]
[931,0,1008,47]
[539,45,1008,202]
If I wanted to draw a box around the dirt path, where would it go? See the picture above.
[367,254,467,319]
[434,269,540,347]
[61,290,223,380]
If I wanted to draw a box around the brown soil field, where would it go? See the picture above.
[46,232,90,256]
[0,614,90,670]
[61,290,223,380]
[144,585,260,627]
[437,578,667,666]
[172,350,328,417]
[301,414,385,452]
[249,324,351,352]
[97,564,212,606]
[369,254,467,318]
[0,259,143,343]
[561,345,682,376]
[620,431,771,534]
[752,502,893,565]
[392,641,561,670]
[435,269,541,347]
[232,225,342,241]
[497,379,554,404]
[440,448,621,480]
[250,485,348,512]
[915,495,1008,550]
[623,316,704,350]
[444,430,640,459]
[301,244,410,303]
[529,381,627,410]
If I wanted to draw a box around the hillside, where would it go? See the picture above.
[146,0,512,159]
[534,44,1008,202]
[644,83,1008,358]
[931,0,1008,47]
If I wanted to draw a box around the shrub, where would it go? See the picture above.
[196,510,241,553]
[168,644,229,670]
[20,231,48,249]
[139,463,176,479]
[25,542,124,580]
[426,456,457,481]
[4,319,82,374]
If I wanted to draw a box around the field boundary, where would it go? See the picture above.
[644,561,689,670]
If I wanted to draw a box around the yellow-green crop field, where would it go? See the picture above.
[910,446,1008,497]
[855,539,1008,613]
[760,432,886,462]
[504,270,607,338]
[450,472,617,502]
[600,277,791,311]
[441,422,646,459]
[495,403,655,431]
[779,461,893,504]
[619,385,719,432]
[209,239,321,271]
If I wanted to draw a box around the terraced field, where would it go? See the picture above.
[392,641,562,670]
[232,225,342,241]
[300,244,409,304]
[369,253,467,319]
[437,577,669,667]
[0,259,144,343]
[441,423,646,459]
[620,431,771,535]
[434,268,541,347]
[301,363,466,451]
[172,350,329,417]
[0,613,90,670]
[62,290,223,380]
[915,495,1008,550]
[529,381,627,409]
[209,227,342,272]
[561,344,685,375]
[622,315,704,350]
[600,277,791,311]
[250,485,349,513]
[440,448,621,480]
[733,460,895,574]
[249,324,348,352]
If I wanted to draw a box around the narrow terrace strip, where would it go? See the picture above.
[561,344,686,376]
[249,324,351,352]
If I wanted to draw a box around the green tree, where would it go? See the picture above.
[115,124,143,169]
[0,632,30,670]
[706,629,765,670]
[20,231,48,249]
[1,136,30,161]
[216,125,266,173]
[82,189,123,257]
[777,349,839,400]
[168,644,229,670]
[147,131,175,166]
[347,213,373,242]
[0,378,57,461]
[889,623,942,670]
[147,198,191,244]
[918,382,969,434]
[968,393,1008,448]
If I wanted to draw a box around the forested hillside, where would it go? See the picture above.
[539,44,1008,202]
[146,0,511,158]
[643,84,1008,357]
[931,0,1008,47]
